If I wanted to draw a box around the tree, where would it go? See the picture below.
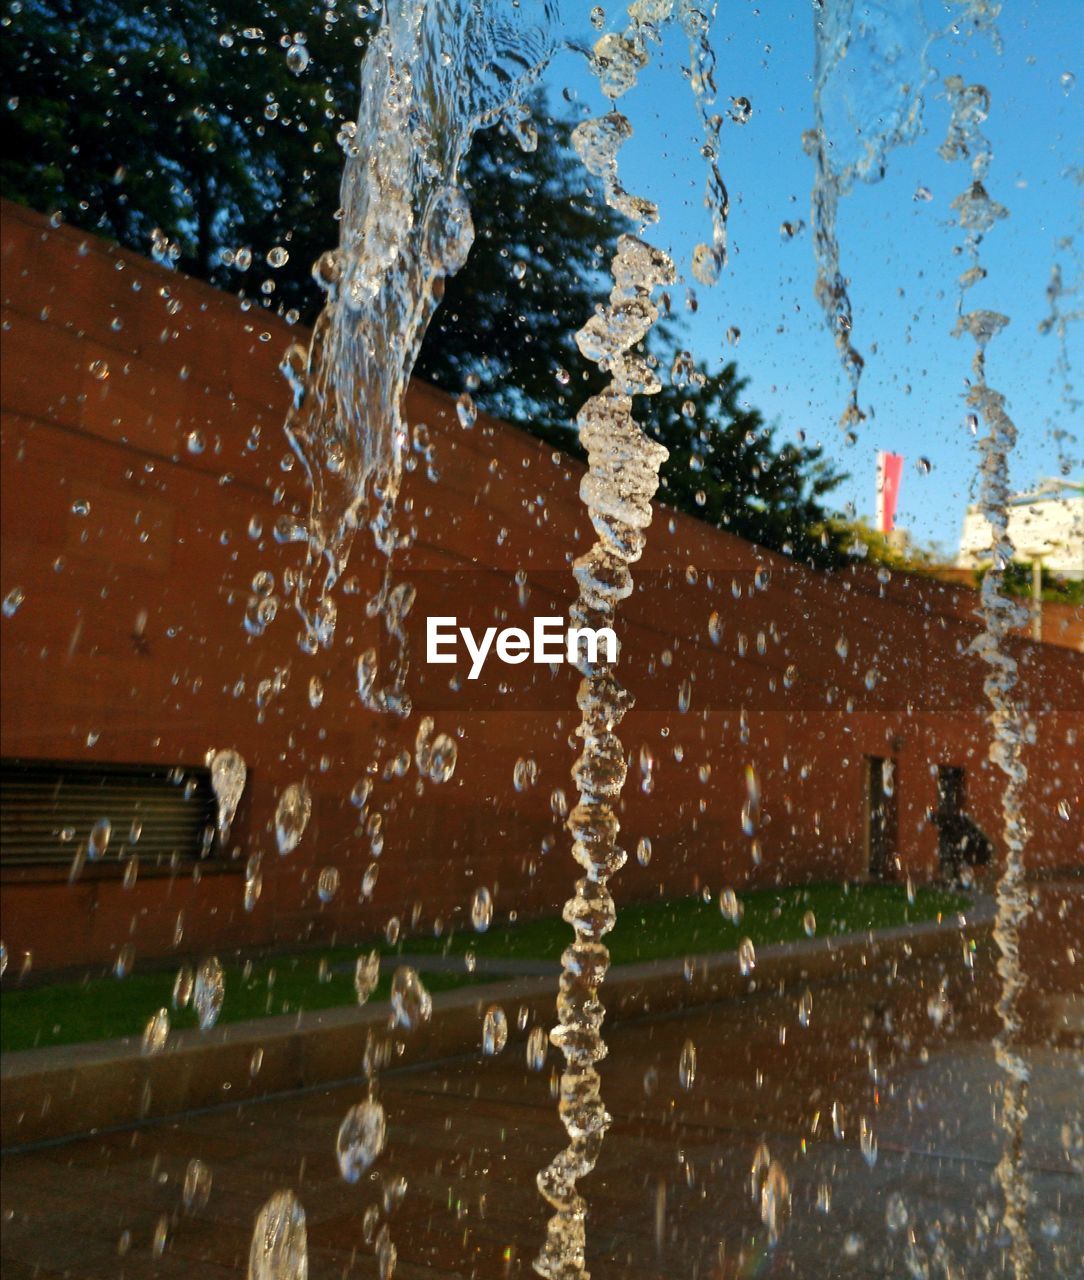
[644,362,848,568]
[2,1,372,312]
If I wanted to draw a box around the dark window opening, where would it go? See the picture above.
[1,759,218,869]
[866,755,898,880]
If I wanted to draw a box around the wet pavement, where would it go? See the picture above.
[2,884,1080,1279]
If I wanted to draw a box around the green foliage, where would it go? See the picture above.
[2,0,369,313]
[825,516,942,573]
[976,561,1084,606]
[646,362,848,568]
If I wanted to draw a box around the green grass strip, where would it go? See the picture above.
[0,882,964,1054]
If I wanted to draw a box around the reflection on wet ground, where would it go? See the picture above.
[1,884,1080,1278]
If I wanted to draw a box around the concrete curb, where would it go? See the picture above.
[1,909,991,1150]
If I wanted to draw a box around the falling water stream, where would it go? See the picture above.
[941,63,1035,1280]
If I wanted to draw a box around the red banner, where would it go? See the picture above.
[876,451,904,533]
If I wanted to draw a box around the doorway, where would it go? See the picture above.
[865,755,898,879]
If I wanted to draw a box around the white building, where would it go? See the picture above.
[957,478,1084,579]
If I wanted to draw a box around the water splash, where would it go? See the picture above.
[806,0,934,435]
[1038,235,1083,475]
[208,748,246,843]
[678,0,728,287]
[280,1,563,669]
[941,66,1034,1280]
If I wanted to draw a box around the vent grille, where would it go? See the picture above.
[1,759,218,868]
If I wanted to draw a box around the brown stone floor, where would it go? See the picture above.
[2,888,1081,1279]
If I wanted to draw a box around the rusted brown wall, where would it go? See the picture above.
[2,201,1081,973]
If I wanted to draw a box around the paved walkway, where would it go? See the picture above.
[0,887,1079,1278]
[3,897,1081,1279]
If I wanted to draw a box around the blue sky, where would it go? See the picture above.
[539,1,1082,555]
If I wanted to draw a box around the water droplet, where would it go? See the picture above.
[88,816,111,860]
[426,733,458,783]
[172,963,193,1009]
[317,866,339,903]
[390,966,432,1031]
[336,1100,386,1181]
[729,95,752,124]
[798,988,813,1028]
[859,1117,877,1168]
[916,456,931,474]
[142,1008,170,1056]
[738,937,756,975]
[113,943,135,978]
[482,1005,508,1055]
[471,886,494,932]
[741,766,760,836]
[267,245,290,268]
[275,782,311,855]
[284,41,310,74]
[885,1191,908,1232]
[456,392,477,429]
[1040,1209,1061,1240]
[354,951,380,1004]
[513,757,539,791]
[726,325,741,345]
[183,1158,212,1213]
[248,1190,307,1280]
[678,1037,697,1089]
[803,910,817,937]
[527,1025,547,1071]
[89,359,109,381]
[707,610,722,644]
[3,587,25,617]
[193,956,225,1030]
[759,1161,790,1245]
[210,748,246,841]
[719,888,742,924]
[677,677,693,713]
[1057,798,1071,821]
[636,835,653,867]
